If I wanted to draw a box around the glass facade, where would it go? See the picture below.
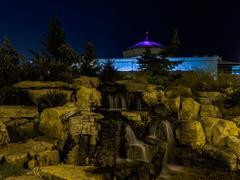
[232,66,240,75]
[99,56,219,74]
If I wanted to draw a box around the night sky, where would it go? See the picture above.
[0,0,240,59]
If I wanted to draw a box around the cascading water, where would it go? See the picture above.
[102,93,127,111]
[125,125,149,162]
[148,120,159,141]
[160,120,182,178]
[101,91,147,111]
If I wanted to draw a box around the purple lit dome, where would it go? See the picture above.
[129,32,164,49]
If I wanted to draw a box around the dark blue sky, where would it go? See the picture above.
[0,0,240,59]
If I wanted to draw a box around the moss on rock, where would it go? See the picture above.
[176,121,206,148]
[39,106,79,140]
[0,106,39,118]
[180,98,200,121]
[200,117,239,146]
[200,105,222,118]
[76,86,101,110]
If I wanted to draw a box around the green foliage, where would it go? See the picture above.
[172,71,239,92]
[29,17,81,82]
[138,48,182,85]
[7,125,39,143]
[36,90,68,112]
[81,42,100,76]
[168,29,181,56]
[42,16,66,59]
[0,86,33,105]
[0,37,24,87]
[229,88,240,106]
[0,162,24,180]
[100,59,121,83]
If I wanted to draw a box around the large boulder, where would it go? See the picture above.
[224,136,240,160]
[199,117,219,144]
[116,80,147,92]
[203,145,237,171]
[69,112,103,145]
[0,121,10,146]
[0,139,54,168]
[200,105,222,118]
[180,98,200,121]
[76,86,101,110]
[142,85,165,106]
[5,176,43,180]
[14,81,71,89]
[0,106,39,118]
[40,165,103,180]
[154,97,181,120]
[230,116,240,128]
[198,91,226,104]
[28,89,73,105]
[66,145,80,165]
[4,152,28,167]
[73,76,100,88]
[121,111,149,126]
[39,106,79,140]
[197,97,212,105]
[165,86,192,98]
[176,121,206,148]
[37,150,60,167]
[200,117,239,146]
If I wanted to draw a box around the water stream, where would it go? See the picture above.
[160,120,182,178]
[125,125,149,162]
[148,120,160,141]
[101,92,147,111]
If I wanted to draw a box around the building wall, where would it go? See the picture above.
[99,56,220,74]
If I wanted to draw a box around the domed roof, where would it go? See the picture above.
[129,32,164,49]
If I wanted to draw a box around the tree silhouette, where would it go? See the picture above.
[42,16,66,59]
[100,59,120,83]
[0,37,24,87]
[81,42,100,76]
[138,48,182,85]
[29,17,80,81]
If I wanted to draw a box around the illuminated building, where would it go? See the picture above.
[122,32,165,58]
[99,32,240,75]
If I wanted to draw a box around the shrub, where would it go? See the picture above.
[7,125,39,143]
[0,86,33,105]
[0,162,24,180]
[36,90,68,112]
[171,71,238,92]
[228,88,240,106]
[100,59,121,83]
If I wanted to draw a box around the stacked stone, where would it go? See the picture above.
[95,118,121,167]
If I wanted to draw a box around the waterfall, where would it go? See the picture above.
[148,120,159,140]
[101,91,147,111]
[160,120,182,178]
[103,93,127,111]
[125,125,148,162]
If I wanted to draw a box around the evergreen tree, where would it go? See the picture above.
[100,59,120,83]
[42,16,66,59]
[81,42,100,76]
[29,17,80,81]
[0,37,24,87]
[168,29,181,56]
[138,48,182,85]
